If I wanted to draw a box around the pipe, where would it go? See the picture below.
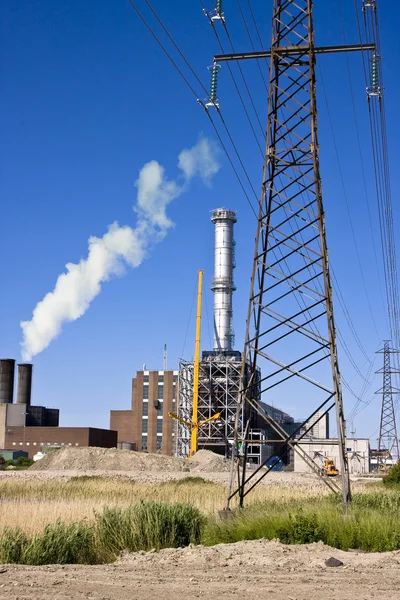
[17,363,33,406]
[0,359,15,404]
[211,209,236,352]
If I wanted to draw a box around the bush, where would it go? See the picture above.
[383,462,400,487]
[15,457,34,468]
[96,501,204,555]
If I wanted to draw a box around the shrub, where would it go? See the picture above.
[383,462,400,487]
[0,528,29,563]
[96,501,204,555]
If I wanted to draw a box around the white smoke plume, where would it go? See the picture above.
[20,137,220,361]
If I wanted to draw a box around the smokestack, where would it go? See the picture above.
[211,209,237,352]
[17,363,33,406]
[0,359,16,404]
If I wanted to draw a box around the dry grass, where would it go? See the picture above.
[0,475,374,534]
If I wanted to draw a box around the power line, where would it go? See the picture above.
[318,65,381,341]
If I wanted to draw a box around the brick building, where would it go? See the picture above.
[110,370,178,455]
[4,427,117,458]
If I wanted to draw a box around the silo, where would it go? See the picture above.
[0,359,16,404]
[17,363,33,406]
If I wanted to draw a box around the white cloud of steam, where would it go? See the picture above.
[20,137,220,361]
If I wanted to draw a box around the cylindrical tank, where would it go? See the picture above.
[211,209,237,352]
[17,363,33,406]
[0,359,16,404]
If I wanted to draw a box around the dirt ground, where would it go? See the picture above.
[0,539,399,600]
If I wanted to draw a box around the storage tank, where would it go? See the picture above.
[17,363,33,406]
[0,359,16,404]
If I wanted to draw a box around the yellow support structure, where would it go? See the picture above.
[169,269,221,458]
[191,269,203,457]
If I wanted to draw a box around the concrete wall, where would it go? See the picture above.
[294,438,370,474]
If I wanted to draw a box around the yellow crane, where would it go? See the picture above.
[169,270,220,457]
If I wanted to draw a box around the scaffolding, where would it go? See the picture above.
[177,352,256,458]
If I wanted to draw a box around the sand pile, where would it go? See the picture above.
[29,447,189,472]
[189,449,231,472]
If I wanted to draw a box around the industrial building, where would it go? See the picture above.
[177,209,251,458]
[176,208,328,464]
[0,358,117,458]
[294,438,370,474]
[110,369,178,455]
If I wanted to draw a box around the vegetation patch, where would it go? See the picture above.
[0,501,203,565]
[203,492,400,552]
[382,463,400,488]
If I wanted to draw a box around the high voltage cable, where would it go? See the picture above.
[357,0,400,394]
[337,0,388,329]
[318,66,381,341]
[199,0,265,157]
[127,0,377,400]
[235,0,374,372]
[126,0,259,218]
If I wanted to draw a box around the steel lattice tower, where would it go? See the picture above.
[211,0,379,509]
[376,341,400,466]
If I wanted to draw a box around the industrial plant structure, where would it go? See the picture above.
[177,209,251,458]
[0,358,117,457]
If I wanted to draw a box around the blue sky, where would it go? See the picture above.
[1,1,399,443]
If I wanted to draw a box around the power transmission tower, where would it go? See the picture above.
[211,1,375,511]
[376,341,400,467]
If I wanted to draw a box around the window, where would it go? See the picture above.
[157,420,163,433]
[173,375,178,382]
[143,385,149,400]
[143,375,149,383]
[12,442,16,446]
[158,385,164,399]
[142,419,148,433]
[158,375,164,383]
[142,436,148,451]
[156,437,162,450]
[157,401,163,416]
[142,402,148,416]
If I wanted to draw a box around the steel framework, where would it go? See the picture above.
[376,341,400,466]
[177,354,254,457]
[220,0,365,509]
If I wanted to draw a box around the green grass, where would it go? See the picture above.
[203,491,400,552]
[0,501,204,565]
[2,491,400,564]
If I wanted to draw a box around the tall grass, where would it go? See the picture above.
[203,492,400,552]
[0,501,203,565]
[0,476,332,533]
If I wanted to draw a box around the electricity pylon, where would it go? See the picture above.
[376,341,400,467]
[210,0,375,510]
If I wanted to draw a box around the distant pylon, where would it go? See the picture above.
[376,341,400,467]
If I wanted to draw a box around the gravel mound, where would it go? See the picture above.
[189,449,231,472]
[29,447,189,472]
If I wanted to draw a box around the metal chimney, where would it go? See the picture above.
[17,363,33,406]
[0,359,16,404]
[211,209,237,352]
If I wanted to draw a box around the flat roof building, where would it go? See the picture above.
[3,427,117,459]
[110,369,178,455]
